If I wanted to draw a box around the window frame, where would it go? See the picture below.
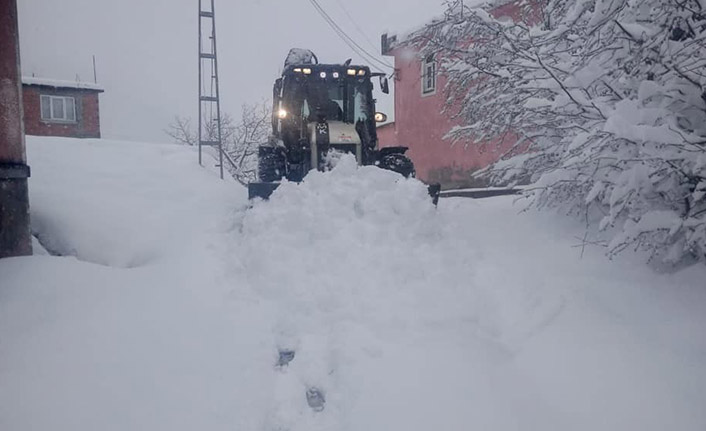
[421,54,437,96]
[40,95,77,123]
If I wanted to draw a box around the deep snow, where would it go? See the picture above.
[1,136,705,430]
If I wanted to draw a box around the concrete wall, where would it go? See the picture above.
[23,86,101,138]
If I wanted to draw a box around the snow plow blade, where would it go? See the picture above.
[248,182,281,200]
[248,181,442,205]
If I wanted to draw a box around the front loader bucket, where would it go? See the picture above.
[248,182,281,200]
[249,181,441,205]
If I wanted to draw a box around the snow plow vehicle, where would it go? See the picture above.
[248,49,440,203]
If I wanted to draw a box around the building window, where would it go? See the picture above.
[40,95,76,122]
[422,54,437,95]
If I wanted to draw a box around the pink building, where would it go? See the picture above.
[378,0,540,189]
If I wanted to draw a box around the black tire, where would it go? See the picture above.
[258,146,286,182]
[379,153,416,178]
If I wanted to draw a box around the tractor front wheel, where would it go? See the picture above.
[258,146,286,182]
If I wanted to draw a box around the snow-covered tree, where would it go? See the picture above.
[165,100,271,185]
[165,116,197,147]
[223,101,271,185]
[414,0,706,265]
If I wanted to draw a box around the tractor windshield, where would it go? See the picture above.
[284,77,372,125]
[350,82,370,124]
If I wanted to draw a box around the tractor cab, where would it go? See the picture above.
[269,50,390,180]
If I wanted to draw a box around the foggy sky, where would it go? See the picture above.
[18,0,447,143]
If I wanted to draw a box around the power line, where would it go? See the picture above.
[334,0,379,53]
[307,0,394,71]
[311,0,394,70]
[308,0,384,68]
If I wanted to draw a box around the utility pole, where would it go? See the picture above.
[93,55,98,84]
[198,0,224,179]
[0,0,32,258]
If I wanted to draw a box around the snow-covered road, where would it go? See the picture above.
[1,137,705,431]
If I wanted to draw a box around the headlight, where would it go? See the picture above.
[293,68,302,73]
[358,69,366,76]
[303,68,312,75]
[277,109,288,119]
[347,68,357,76]
[374,112,387,123]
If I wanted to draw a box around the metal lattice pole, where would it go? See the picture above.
[198,0,224,179]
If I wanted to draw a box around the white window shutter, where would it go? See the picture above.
[40,95,51,119]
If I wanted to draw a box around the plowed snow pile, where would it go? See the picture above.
[236,157,498,430]
[240,155,563,350]
[240,155,461,328]
[2,137,706,431]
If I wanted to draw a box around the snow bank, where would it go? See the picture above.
[243,156,470,339]
[27,136,244,267]
[1,139,705,431]
[3,137,269,431]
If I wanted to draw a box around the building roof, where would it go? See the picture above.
[382,0,511,53]
[21,76,104,92]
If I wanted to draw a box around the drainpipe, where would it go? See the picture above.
[0,0,32,258]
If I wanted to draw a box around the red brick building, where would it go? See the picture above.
[378,0,540,189]
[21,76,103,139]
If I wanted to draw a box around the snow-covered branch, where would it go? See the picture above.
[416,0,706,265]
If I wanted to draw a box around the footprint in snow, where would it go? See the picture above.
[306,387,326,412]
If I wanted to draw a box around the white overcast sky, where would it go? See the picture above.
[18,0,448,143]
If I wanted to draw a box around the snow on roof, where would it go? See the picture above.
[21,76,104,92]
[383,0,501,50]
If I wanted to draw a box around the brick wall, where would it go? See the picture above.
[22,85,101,138]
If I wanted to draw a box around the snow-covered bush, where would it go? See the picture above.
[415,0,706,265]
